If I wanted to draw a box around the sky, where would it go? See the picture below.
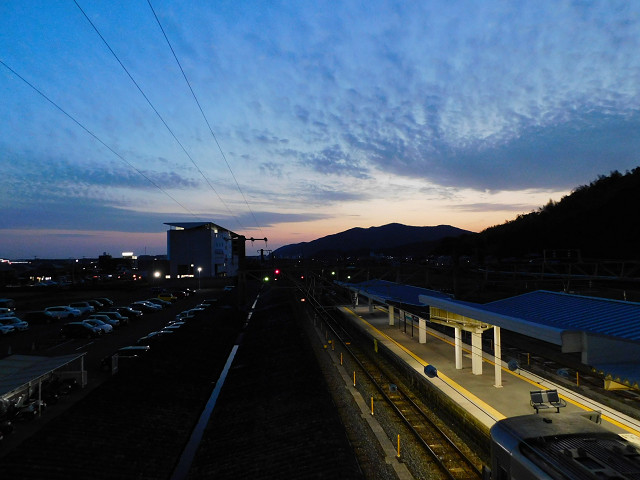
[1,1,639,259]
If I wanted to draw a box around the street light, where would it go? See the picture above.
[197,267,202,290]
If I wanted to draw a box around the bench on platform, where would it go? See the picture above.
[530,389,567,413]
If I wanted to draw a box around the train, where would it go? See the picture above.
[485,412,640,480]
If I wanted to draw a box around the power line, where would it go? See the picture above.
[73,0,245,232]
[146,0,266,238]
[0,59,198,219]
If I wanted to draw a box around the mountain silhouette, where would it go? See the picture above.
[273,223,472,258]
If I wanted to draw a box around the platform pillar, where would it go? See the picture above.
[418,318,426,344]
[471,331,483,375]
[368,297,373,313]
[493,326,502,387]
[388,305,395,326]
[454,327,463,369]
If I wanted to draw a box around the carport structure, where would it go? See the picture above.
[340,280,640,390]
[0,353,87,406]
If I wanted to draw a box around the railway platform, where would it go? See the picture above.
[338,304,640,441]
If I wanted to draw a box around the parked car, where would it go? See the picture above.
[0,324,15,335]
[146,298,171,308]
[175,311,197,322]
[45,306,82,320]
[136,330,173,346]
[97,311,129,326]
[82,319,113,334]
[60,322,101,339]
[0,298,16,311]
[87,314,119,328]
[21,310,56,324]
[115,345,150,357]
[0,316,29,331]
[86,299,104,310]
[68,301,95,315]
[112,306,143,319]
[157,292,177,303]
[130,301,162,313]
[94,297,114,307]
[165,321,185,329]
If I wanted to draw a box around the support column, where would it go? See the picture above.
[419,318,426,344]
[368,297,373,313]
[388,305,395,326]
[471,331,483,375]
[455,327,463,370]
[493,326,502,387]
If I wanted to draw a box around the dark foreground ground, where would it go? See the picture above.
[0,282,362,479]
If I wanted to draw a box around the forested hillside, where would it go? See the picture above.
[461,168,640,261]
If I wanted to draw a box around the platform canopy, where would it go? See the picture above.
[0,353,85,399]
[340,279,640,388]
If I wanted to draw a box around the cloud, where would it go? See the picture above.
[223,210,334,229]
[1,197,174,233]
[299,144,371,179]
[295,181,370,204]
[450,202,540,213]
[259,162,284,178]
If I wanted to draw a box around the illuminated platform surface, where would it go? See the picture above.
[339,305,640,439]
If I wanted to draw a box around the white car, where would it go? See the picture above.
[82,319,112,334]
[45,306,82,320]
[0,324,15,335]
[0,316,29,331]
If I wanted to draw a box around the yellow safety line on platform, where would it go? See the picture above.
[344,307,506,422]
[371,306,640,436]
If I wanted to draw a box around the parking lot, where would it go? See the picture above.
[0,283,227,454]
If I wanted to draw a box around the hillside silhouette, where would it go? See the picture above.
[451,167,640,261]
[273,223,471,258]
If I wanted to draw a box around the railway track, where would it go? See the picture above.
[301,283,484,480]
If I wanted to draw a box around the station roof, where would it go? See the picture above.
[342,280,640,345]
[342,279,640,388]
[483,290,640,343]
[338,279,452,304]
[0,353,85,399]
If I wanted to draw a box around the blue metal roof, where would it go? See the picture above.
[484,290,640,343]
[339,279,452,305]
[342,281,640,388]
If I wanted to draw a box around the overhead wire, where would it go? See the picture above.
[73,0,246,232]
[146,0,266,239]
[0,59,198,219]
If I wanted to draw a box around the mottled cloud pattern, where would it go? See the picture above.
[0,0,638,256]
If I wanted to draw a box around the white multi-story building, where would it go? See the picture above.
[165,222,244,278]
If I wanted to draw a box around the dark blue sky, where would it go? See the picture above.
[1,1,639,258]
